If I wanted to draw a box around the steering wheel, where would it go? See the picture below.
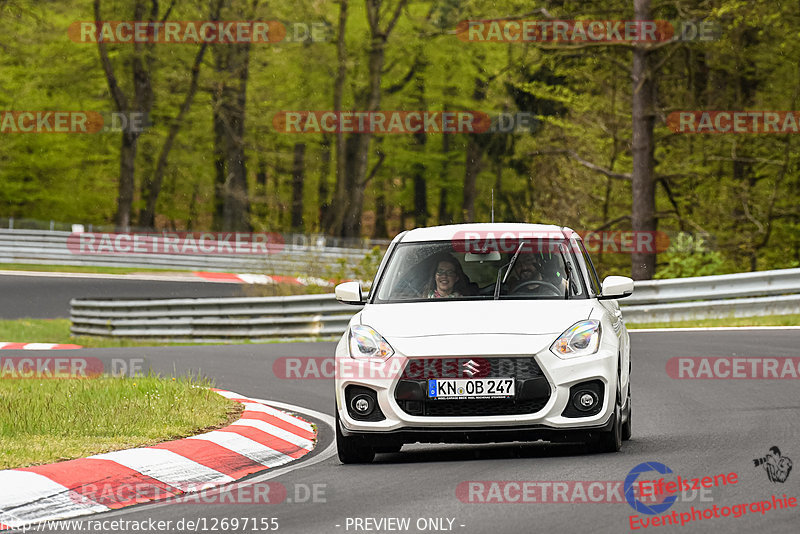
[509,280,562,295]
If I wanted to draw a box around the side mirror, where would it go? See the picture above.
[598,276,634,300]
[335,281,364,305]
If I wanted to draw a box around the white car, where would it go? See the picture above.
[334,223,633,463]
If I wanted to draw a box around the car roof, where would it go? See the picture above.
[398,223,576,243]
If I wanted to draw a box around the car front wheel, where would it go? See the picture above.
[621,387,632,441]
[590,397,622,453]
[336,411,375,464]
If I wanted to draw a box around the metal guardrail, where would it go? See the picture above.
[70,268,800,340]
[619,268,800,323]
[0,229,377,278]
[71,294,356,340]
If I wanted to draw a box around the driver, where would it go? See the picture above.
[504,253,566,296]
[506,253,542,287]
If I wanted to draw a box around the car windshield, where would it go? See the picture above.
[373,240,584,302]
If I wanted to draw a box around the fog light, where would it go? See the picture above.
[352,395,374,415]
[574,390,598,412]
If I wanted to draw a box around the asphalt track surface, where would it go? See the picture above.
[0,273,244,319]
[4,330,798,533]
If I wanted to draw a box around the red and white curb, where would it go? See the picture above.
[192,271,334,287]
[0,389,316,530]
[0,342,82,350]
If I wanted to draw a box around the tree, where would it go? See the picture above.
[630,0,657,279]
[211,0,254,232]
[94,0,155,230]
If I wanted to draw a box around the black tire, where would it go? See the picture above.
[336,411,375,464]
[591,399,622,453]
[621,387,632,441]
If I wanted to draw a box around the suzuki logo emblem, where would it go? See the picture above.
[462,359,480,377]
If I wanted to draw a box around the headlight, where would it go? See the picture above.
[349,325,394,360]
[550,320,601,358]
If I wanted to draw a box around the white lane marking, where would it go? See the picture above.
[237,274,274,284]
[630,326,800,332]
[240,402,315,433]
[89,449,234,491]
[79,400,335,521]
[0,470,109,528]
[213,390,254,400]
[187,430,294,467]
[230,419,314,451]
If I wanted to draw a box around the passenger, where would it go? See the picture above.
[426,256,467,298]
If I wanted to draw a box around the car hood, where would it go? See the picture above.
[358,299,594,338]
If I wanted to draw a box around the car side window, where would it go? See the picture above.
[577,241,602,295]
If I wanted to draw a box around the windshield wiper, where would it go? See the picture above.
[494,241,527,300]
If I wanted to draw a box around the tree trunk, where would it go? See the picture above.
[438,187,451,225]
[373,180,388,238]
[291,142,306,231]
[95,0,155,231]
[438,123,452,225]
[211,102,227,231]
[138,40,209,228]
[318,135,332,231]
[413,131,428,227]
[326,0,349,236]
[339,0,408,238]
[342,40,382,238]
[462,77,488,222]
[212,39,252,232]
[631,0,657,280]
[115,131,138,230]
[463,139,483,222]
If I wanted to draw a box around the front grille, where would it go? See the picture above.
[401,356,545,380]
[395,357,551,417]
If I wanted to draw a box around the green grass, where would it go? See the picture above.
[0,262,191,275]
[0,318,334,347]
[628,313,800,329]
[0,318,179,348]
[0,375,242,469]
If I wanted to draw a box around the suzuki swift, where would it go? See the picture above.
[334,223,633,463]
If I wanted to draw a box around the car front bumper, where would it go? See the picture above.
[335,332,620,443]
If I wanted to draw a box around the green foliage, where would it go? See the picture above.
[1,0,800,278]
[655,234,727,279]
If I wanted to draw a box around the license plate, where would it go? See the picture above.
[427,378,515,400]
